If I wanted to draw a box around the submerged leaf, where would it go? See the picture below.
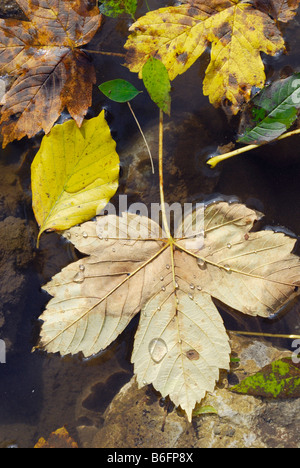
[99,0,137,18]
[36,202,300,420]
[193,405,218,416]
[238,73,300,144]
[0,0,102,147]
[31,111,119,242]
[124,0,286,114]
[231,358,300,398]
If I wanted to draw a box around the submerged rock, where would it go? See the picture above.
[0,159,36,352]
[118,113,221,209]
[87,334,300,448]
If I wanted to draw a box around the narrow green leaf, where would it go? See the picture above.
[142,57,171,115]
[99,79,141,103]
[99,0,137,18]
[193,405,218,417]
[231,358,300,398]
[238,73,300,145]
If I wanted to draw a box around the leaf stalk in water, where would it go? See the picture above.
[207,128,300,168]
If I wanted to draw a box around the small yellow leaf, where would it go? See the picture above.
[31,110,120,243]
[34,426,78,448]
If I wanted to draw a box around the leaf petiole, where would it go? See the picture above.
[207,128,300,168]
[158,109,172,240]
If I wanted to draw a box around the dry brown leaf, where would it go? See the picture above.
[0,0,102,147]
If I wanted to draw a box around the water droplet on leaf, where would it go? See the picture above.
[197,258,206,270]
[149,338,168,363]
[73,271,85,283]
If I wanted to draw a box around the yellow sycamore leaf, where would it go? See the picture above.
[31,110,120,243]
[124,0,286,113]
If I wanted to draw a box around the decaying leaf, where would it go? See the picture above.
[31,111,120,242]
[34,426,78,448]
[124,0,289,114]
[0,0,102,147]
[231,357,300,398]
[36,201,300,420]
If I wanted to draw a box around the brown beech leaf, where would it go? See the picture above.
[0,0,102,147]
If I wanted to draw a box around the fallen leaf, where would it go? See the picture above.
[34,427,78,448]
[31,111,120,242]
[35,201,300,420]
[124,0,286,114]
[0,0,102,147]
[238,73,300,144]
[231,357,300,398]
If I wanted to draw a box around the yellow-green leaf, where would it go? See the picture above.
[31,110,119,243]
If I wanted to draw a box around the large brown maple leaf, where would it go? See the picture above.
[0,0,102,147]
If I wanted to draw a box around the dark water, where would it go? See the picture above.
[0,0,300,447]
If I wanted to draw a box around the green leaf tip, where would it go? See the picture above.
[142,57,171,115]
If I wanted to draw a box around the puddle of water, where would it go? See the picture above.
[0,0,300,448]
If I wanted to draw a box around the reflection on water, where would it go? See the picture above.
[0,0,300,448]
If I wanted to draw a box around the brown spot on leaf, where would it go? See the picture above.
[186,349,200,360]
[176,51,188,63]
[228,74,238,86]
[214,22,231,43]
